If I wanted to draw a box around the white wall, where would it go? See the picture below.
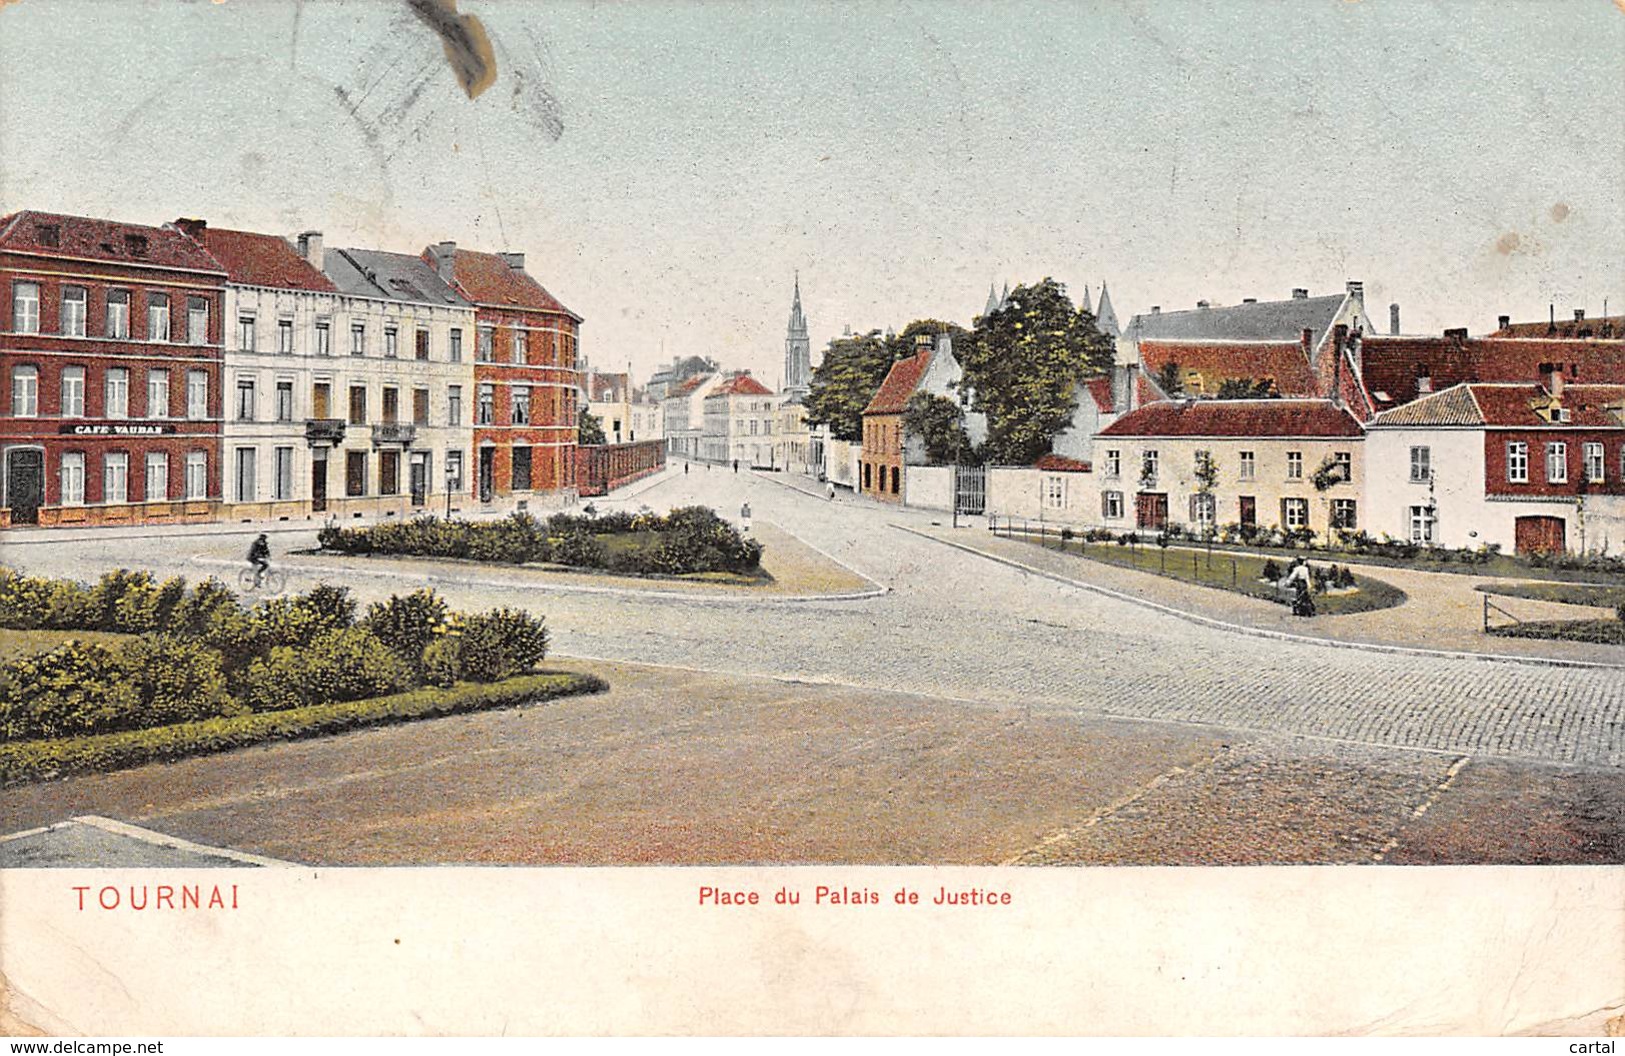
[987,467,1098,527]
[904,465,953,511]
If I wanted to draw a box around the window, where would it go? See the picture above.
[1239,496,1257,527]
[187,296,209,344]
[145,452,168,502]
[185,451,208,500]
[12,282,39,333]
[276,381,294,422]
[147,293,170,341]
[413,388,429,426]
[1281,497,1309,530]
[187,370,209,419]
[448,385,462,425]
[104,452,128,505]
[106,290,129,339]
[345,451,367,497]
[278,319,294,354]
[1286,451,1303,480]
[1190,493,1215,529]
[315,321,331,356]
[1332,451,1352,482]
[11,365,38,416]
[1140,449,1158,482]
[312,382,331,419]
[1409,504,1435,544]
[60,287,87,336]
[1331,498,1358,530]
[512,446,533,490]
[350,323,366,356]
[1546,442,1567,484]
[348,385,367,425]
[1239,451,1255,480]
[1585,443,1605,484]
[239,316,256,351]
[379,450,399,496]
[105,368,129,419]
[513,329,527,364]
[415,329,430,361]
[446,450,463,492]
[1044,475,1066,509]
[1409,446,1431,483]
[385,326,399,359]
[236,378,256,421]
[1506,442,1528,484]
[235,447,256,502]
[273,447,294,501]
[449,328,463,363]
[60,452,85,506]
[1102,490,1124,519]
[476,384,494,425]
[381,387,400,424]
[61,366,85,417]
[477,327,495,362]
[146,369,169,418]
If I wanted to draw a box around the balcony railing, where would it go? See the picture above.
[304,418,346,445]
[371,422,417,447]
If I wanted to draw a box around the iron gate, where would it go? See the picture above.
[954,464,986,516]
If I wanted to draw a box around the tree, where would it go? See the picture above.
[1193,449,1220,550]
[1216,377,1278,399]
[903,392,970,465]
[1154,360,1185,397]
[803,330,892,442]
[957,278,1116,465]
[578,405,606,446]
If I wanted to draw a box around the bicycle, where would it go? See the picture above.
[237,566,288,594]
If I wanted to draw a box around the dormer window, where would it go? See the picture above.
[124,234,148,258]
[36,224,60,247]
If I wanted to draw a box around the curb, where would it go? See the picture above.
[895,524,1625,672]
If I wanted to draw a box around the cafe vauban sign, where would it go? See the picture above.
[58,422,177,436]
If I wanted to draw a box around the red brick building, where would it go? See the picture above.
[1,211,227,527]
[424,243,580,508]
[860,345,932,502]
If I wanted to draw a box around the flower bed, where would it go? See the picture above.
[317,507,763,577]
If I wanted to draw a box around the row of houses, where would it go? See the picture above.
[852,280,1625,556]
[0,209,589,528]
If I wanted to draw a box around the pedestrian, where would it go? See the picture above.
[684,461,689,475]
[826,481,835,501]
[740,501,752,533]
[733,459,739,474]
[1278,557,1315,617]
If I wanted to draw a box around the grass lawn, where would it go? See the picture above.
[0,627,131,661]
[1487,619,1625,645]
[1475,582,1625,609]
[1013,534,1408,616]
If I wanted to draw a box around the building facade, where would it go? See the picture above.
[662,372,719,460]
[426,243,580,510]
[701,373,776,466]
[1,211,228,527]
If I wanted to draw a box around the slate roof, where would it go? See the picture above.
[1124,292,1346,348]
[0,210,225,274]
[863,350,932,415]
[1369,383,1625,429]
[327,247,469,306]
[1138,339,1317,397]
[711,373,773,397]
[438,247,577,318]
[1098,399,1365,439]
[191,226,336,292]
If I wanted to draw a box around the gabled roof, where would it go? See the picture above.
[1366,384,1484,427]
[1098,399,1364,439]
[327,247,468,305]
[1084,376,1115,413]
[666,373,714,399]
[189,226,336,292]
[0,210,225,274]
[1369,383,1625,429]
[1138,339,1317,397]
[1358,335,1625,410]
[433,246,578,318]
[711,373,774,397]
[1125,292,1345,348]
[863,349,931,415]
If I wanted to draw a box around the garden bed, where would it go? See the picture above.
[1486,620,1624,646]
[0,671,606,786]
[1474,582,1625,609]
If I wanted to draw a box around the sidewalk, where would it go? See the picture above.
[907,523,1625,668]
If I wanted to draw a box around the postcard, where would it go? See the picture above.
[0,0,1621,1038]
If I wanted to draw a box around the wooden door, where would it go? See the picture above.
[1514,515,1566,555]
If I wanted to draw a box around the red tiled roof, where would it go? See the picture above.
[1098,399,1365,439]
[1034,454,1092,472]
[1084,376,1114,412]
[1138,339,1317,396]
[1493,316,1624,339]
[1471,384,1625,428]
[863,350,931,415]
[1359,335,1625,410]
[189,226,336,292]
[668,373,713,398]
[442,247,577,317]
[0,210,225,273]
[711,373,773,397]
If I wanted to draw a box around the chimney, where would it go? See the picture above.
[1292,288,1309,300]
[1497,314,1510,332]
[499,251,525,271]
[1574,308,1586,322]
[430,241,457,283]
[1444,327,1468,341]
[296,230,324,271]
[1241,298,1257,304]
[914,332,932,352]
[1150,306,1161,315]
[1330,326,1345,406]
[1346,280,1363,298]
[174,217,207,240]
[1390,303,1402,335]
[1196,300,1210,309]
[1416,364,1433,394]
[1542,362,1564,400]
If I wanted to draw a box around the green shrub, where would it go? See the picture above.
[361,589,449,671]
[455,608,549,682]
[0,641,138,741]
[552,530,609,569]
[237,627,413,712]
[1262,559,1282,582]
[117,634,238,727]
[421,636,463,688]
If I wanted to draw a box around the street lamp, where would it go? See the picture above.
[445,462,456,521]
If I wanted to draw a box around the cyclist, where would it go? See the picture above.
[247,533,271,587]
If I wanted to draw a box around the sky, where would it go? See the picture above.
[1,0,1621,389]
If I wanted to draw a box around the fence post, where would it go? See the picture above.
[1232,559,1237,588]
[1483,593,1489,633]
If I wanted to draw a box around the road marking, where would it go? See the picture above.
[67,815,298,867]
[1371,755,1473,863]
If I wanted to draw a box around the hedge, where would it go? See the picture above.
[0,671,607,787]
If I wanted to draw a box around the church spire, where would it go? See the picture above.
[1081,283,1094,316]
[1095,280,1120,338]
[984,281,1000,318]
[783,272,811,399]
